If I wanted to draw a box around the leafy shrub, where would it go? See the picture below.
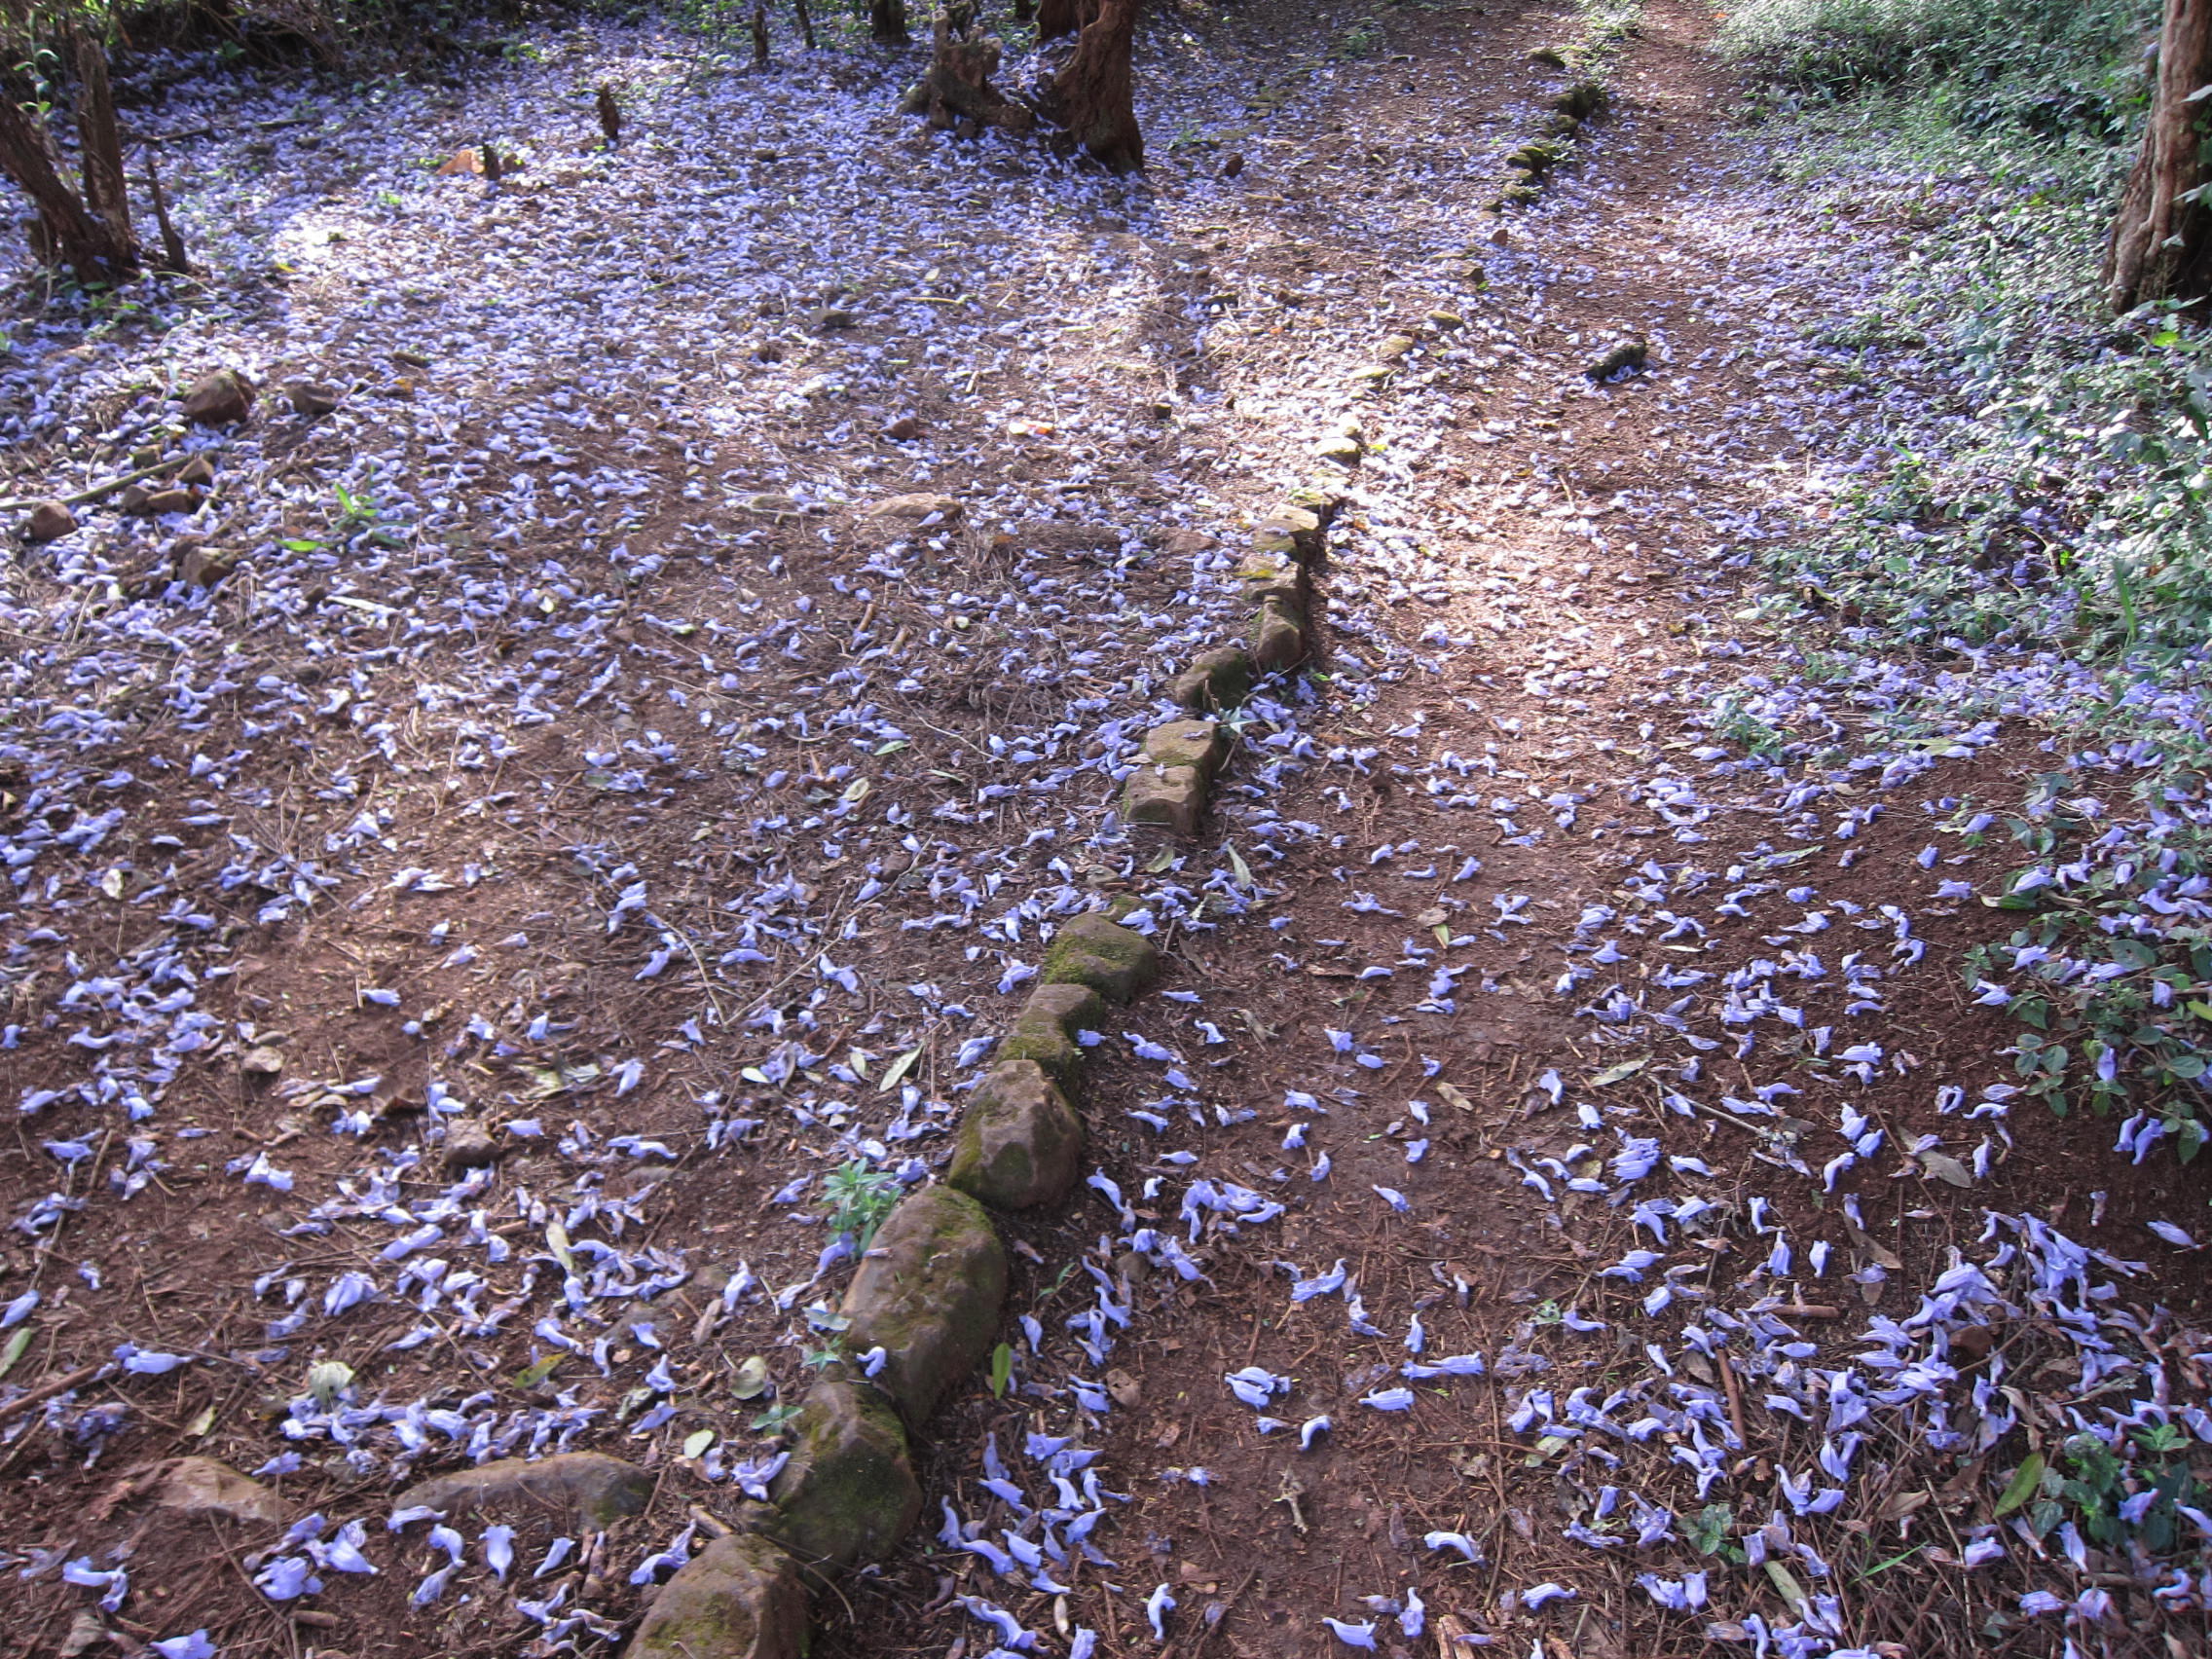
[1719,0,2157,135]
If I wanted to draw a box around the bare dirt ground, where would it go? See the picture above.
[3,2,2207,1657]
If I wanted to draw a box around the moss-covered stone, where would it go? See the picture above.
[630,1533,806,1659]
[1236,545,1306,605]
[1168,645,1255,715]
[1041,912,1160,1004]
[1142,719,1228,778]
[1287,485,1343,524]
[839,1185,1006,1424]
[996,981,1103,1089]
[766,1379,921,1568]
[1556,79,1605,119]
[1253,595,1308,672]
[947,1059,1084,1209]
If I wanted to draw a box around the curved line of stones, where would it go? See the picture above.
[619,495,1344,1658]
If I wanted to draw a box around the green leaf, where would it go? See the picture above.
[1995,1451,2046,1517]
[512,1352,564,1389]
[1226,843,1255,889]
[0,1327,32,1381]
[877,1046,922,1093]
[1590,1057,1647,1088]
[731,1355,771,1400]
[989,1342,1014,1399]
[682,1428,716,1460]
[546,1222,575,1275]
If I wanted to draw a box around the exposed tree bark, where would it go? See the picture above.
[143,148,189,275]
[871,0,909,45]
[0,72,138,280]
[793,0,816,52]
[70,30,132,255]
[2106,0,2212,313]
[1012,0,1033,21]
[1035,0,1097,43]
[1044,0,1142,172]
[918,6,1032,135]
[752,0,769,64]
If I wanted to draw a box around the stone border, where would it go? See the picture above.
[1492,6,1642,212]
[624,502,1343,1654]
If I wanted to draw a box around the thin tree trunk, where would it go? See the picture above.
[0,77,138,280]
[870,0,909,45]
[1012,0,1033,21]
[793,0,816,51]
[70,31,132,254]
[2106,0,2212,313]
[1045,0,1142,172]
[752,0,769,64]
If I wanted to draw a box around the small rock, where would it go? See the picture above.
[1122,762,1206,837]
[443,1119,499,1173]
[240,1046,285,1078]
[767,1379,922,1567]
[865,493,962,524]
[1168,645,1255,715]
[152,1456,289,1524]
[1042,912,1160,1004]
[839,1185,1006,1424]
[948,1059,1085,1208]
[1529,45,1567,67]
[883,415,921,441]
[176,545,240,587]
[179,367,256,426]
[1142,719,1229,778]
[396,1451,652,1528]
[1377,333,1419,362]
[391,348,431,370]
[1585,337,1648,380]
[1106,1368,1142,1408]
[1221,153,1244,178]
[806,306,859,331]
[1253,595,1308,672]
[174,455,217,488]
[1252,504,1324,564]
[1427,309,1465,331]
[631,1532,807,1659]
[141,488,198,517]
[287,381,341,417]
[23,499,75,541]
[1313,433,1363,464]
[995,980,1103,1088]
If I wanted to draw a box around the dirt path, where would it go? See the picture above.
[819,5,2209,1658]
[4,4,2206,1657]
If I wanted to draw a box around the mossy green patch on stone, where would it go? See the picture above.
[838,1185,1006,1424]
[630,1532,807,1659]
[946,1059,1084,1209]
[1041,912,1160,1004]
[1142,719,1228,777]
[766,1379,921,1568]
[1167,645,1254,715]
[996,981,1103,1089]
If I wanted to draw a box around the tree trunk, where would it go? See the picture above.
[793,0,816,51]
[2106,0,2212,313]
[752,0,769,64]
[1035,0,1096,43]
[71,31,133,255]
[870,0,909,45]
[919,8,1032,134]
[0,73,138,281]
[1045,0,1142,172]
